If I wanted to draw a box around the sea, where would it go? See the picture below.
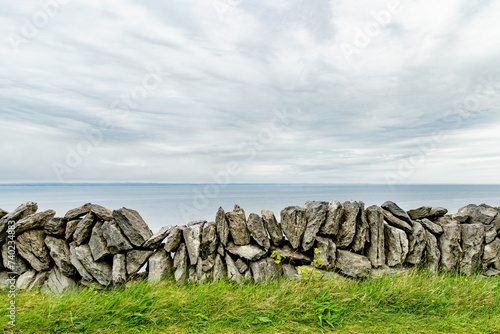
[1,184,499,233]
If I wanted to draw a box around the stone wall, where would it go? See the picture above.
[1,200,499,292]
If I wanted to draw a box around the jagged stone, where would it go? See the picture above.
[0,201,38,242]
[420,218,443,235]
[16,270,37,289]
[69,242,94,282]
[261,209,283,246]
[164,226,183,252]
[80,278,105,289]
[202,253,215,272]
[226,241,266,261]
[73,212,96,246]
[244,269,252,280]
[45,236,75,277]
[483,267,500,277]
[112,254,127,285]
[366,205,385,268]
[217,244,225,256]
[406,222,426,265]
[113,208,153,247]
[65,219,81,242]
[485,224,498,244]
[226,205,251,246]
[483,238,500,270]
[337,201,360,249]
[250,257,278,283]
[0,271,10,289]
[88,221,111,261]
[142,226,172,249]
[148,249,172,283]
[320,200,344,236]
[101,220,133,254]
[460,224,485,275]
[439,220,462,274]
[235,258,248,274]
[225,253,243,283]
[216,207,230,247]
[428,207,448,218]
[407,206,432,220]
[381,201,412,224]
[173,243,188,282]
[183,223,203,265]
[91,204,113,221]
[15,210,56,235]
[247,213,270,249]
[45,217,66,236]
[201,221,218,259]
[64,203,91,221]
[352,201,369,253]
[17,230,51,271]
[315,236,336,269]
[28,271,49,290]
[336,250,372,278]
[270,243,312,263]
[280,206,307,250]
[126,250,153,276]
[188,265,198,283]
[454,204,497,224]
[282,264,299,280]
[44,267,76,293]
[0,208,8,219]
[74,244,112,286]
[382,209,413,234]
[302,201,328,251]
[213,253,226,281]
[2,243,30,275]
[384,224,408,267]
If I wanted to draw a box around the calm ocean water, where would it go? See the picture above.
[1,184,499,232]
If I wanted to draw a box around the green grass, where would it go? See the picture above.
[2,269,499,333]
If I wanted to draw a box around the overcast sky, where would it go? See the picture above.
[1,0,499,184]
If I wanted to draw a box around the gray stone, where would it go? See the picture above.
[261,209,283,246]
[226,204,251,246]
[69,242,94,282]
[336,250,372,278]
[0,271,10,289]
[216,207,230,247]
[244,269,253,280]
[183,223,203,265]
[247,213,270,249]
[112,254,127,285]
[352,201,369,253]
[428,207,448,218]
[366,205,385,268]
[213,253,226,281]
[201,253,215,272]
[282,264,299,280]
[225,253,243,283]
[485,224,498,244]
[126,250,153,276]
[74,244,112,286]
[217,244,225,256]
[89,221,112,261]
[64,203,91,221]
[73,212,96,246]
[16,269,37,289]
[45,236,75,277]
[302,201,328,251]
[382,209,413,234]
[483,238,500,270]
[315,236,336,269]
[15,210,56,235]
[113,208,153,247]
[148,249,172,283]
[407,206,432,220]
[44,267,76,293]
[384,224,409,267]
[164,226,183,252]
[280,206,307,250]
[270,243,312,263]
[320,200,344,236]
[250,257,278,283]
[28,271,49,290]
[17,230,51,271]
[0,208,8,219]
[336,201,360,249]
[101,220,133,254]
[0,201,38,242]
[235,258,248,273]
[439,220,462,274]
[173,243,188,282]
[80,278,105,290]
[2,243,30,275]
[201,221,218,259]
[142,226,172,250]
[91,204,113,221]
[453,204,497,225]
[188,266,198,283]
[483,267,500,277]
[226,241,266,261]
[381,201,412,224]
[65,219,81,241]
[420,218,443,235]
[45,217,66,236]
[460,224,485,275]
[406,222,426,265]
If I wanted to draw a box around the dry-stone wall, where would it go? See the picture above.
[1,200,500,293]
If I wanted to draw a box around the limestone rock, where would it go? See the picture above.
[352,201,369,253]
[183,223,203,265]
[0,271,10,289]
[64,203,91,221]
[269,243,312,264]
[173,243,188,282]
[69,242,94,282]
[0,201,38,241]
[142,226,172,250]
[382,209,413,234]
[45,236,75,277]
[483,238,500,270]
[235,258,248,274]
[460,224,485,275]
[250,257,278,283]
[247,213,270,249]
[439,220,462,274]
[17,230,51,271]
[384,224,409,267]
[15,210,56,235]
[213,253,226,281]
[164,226,183,252]
[381,201,412,224]
[336,250,372,278]
[201,221,218,259]
[336,201,360,249]
[65,219,81,241]
[0,208,8,219]
[453,204,497,225]
[113,208,153,247]
[2,243,30,275]
[407,206,432,220]
[45,217,66,236]
[315,236,336,269]
[126,250,153,276]
[302,201,328,251]
[420,218,443,235]
[216,207,230,247]
[225,253,243,283]
[406,222,426,265]
[366,205,385,268]
[226,241,266,261]
[148,249,173,283]
[101,220,133,254]
[44,267,76,293]
[320,200,344,236]
[16,270,37,289]
[74,244,112,286]
[261,209,283,246]
[28,271,49,290]
[201,253,215,272]
[428,207,448,218]
[280,206,307,250]
[112,254,127,285]
[485,224,498,244]
[226,205,251,246]
[89,221,111,261]
[91,204,113,221]
[217,244,225,256]
[73,212,96,246]
[483,267,500,277]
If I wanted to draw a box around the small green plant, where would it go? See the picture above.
[270,250,286,283]
[298,248,324,282]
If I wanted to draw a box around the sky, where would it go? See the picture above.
[1,0,500,185]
